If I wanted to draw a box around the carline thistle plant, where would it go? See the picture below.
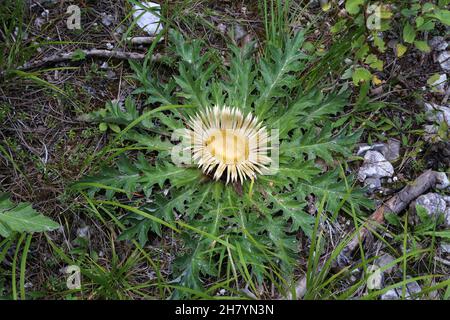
[78,29,372,298]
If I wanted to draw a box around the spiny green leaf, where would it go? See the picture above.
[139,162,202,189]
[0,194,59,237]
[170,30,217,109]
[266,191,314,236]
[277,161,321,184]
[281,126,361,164]
[255,31,309,117]
[225,43,257,112]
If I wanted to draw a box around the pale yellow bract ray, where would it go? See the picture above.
[184,106,271,184]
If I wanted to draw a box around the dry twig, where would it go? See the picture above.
[23,49,162,69]
[3,49,162,75]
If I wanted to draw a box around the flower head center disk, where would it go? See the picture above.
[184,106,271,184]
[205,129,249,165]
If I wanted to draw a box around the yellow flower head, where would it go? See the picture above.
[184,106,271,184]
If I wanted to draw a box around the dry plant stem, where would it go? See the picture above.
[16,50,162,72]
[335,170,449,270]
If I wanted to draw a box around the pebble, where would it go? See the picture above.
[101,13,115,27]
[415,193,447,217]
[429,36,448,52]
[364,177,382,193]
[381,281,422,300]
[34,17,45,30]
[424,102,450,126]
[381,139,401,162]
[412,193,450,227]
[429,74,448,94]
[440,243,450,254]
[375,253,396,274]
[132,2,163,36]
[234,24,246,42]
[356,139,400,161]
[217,23,227,34]
[437,51,450,72]
[106,69,116,79]
[76,226,90,239]
[358,151,394,182]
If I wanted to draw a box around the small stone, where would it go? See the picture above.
[234,24,246,42]
[381,139,401,161]
[358,151,394,182]
[380,281,421,300]
[406,281,422,296]
[445,208,450,227]
[24,282,33,289]
[115,25,126,35]
[375,253,396,274]
[424,124,439,142]
[132,2,163,36]
[429,74,448,94]
[436,172,450,190]
[217,23,227,34]
[424,103,450,126]
[414,193,447,221]
[34,17,45,30]
[101,13,115,27]
[381,288,401,300]
[429,36,448,52]
[438,51,450,72]
[440,243,450,254]
[41,9,49,19]
[106,69,116,79]
[364,177,382,193]
[356,143,385,157]
[76,226,90,239]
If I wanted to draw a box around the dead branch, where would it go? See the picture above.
[7,49,162,74]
